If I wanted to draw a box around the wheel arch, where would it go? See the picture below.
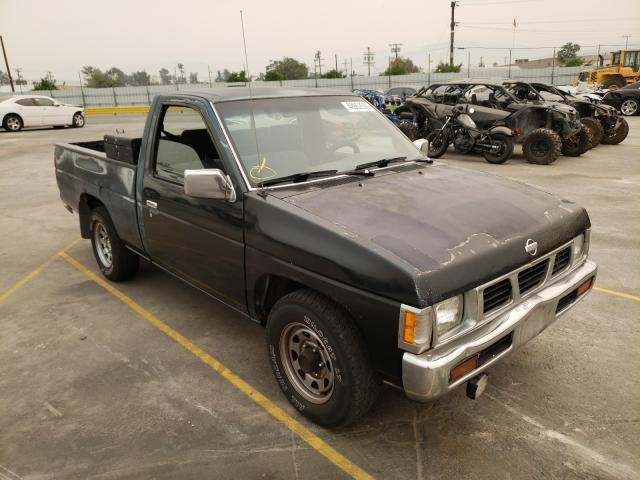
[78,193,107,238]
[253,274,305,324]
[2,112,23,127]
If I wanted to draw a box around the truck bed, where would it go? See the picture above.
[54,141,144,252]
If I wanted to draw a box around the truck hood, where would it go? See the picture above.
[271,162,589,304]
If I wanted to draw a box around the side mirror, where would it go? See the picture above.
[412,138,430,157]
[184,169,236,202]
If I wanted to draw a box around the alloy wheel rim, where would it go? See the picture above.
[75,114,84,126]
[621,100,637,115]
[279,322,335,404]
[94,222,113,268]
[7,117,20,130]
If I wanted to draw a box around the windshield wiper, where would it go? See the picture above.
[354,156,407,171]
[257,169,338,187]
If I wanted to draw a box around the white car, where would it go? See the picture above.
[0,95,85,132]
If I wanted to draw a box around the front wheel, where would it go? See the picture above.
[522,128,561,165]
[620,98,639,116]
[266,289,379,427]
[561,127,592,157]
[580,117,604,148]
[90,207,139,281]
[482,133,514,164]
[602,118,629,145]
[72,112,85,128]
[425,130,450,158]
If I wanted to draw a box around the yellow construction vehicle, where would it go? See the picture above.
[578,50,640,89]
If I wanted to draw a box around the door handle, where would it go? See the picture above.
[146,200,158,209]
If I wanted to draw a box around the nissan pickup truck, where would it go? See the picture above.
[55,87,597,427]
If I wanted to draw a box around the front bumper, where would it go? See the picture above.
[402,259,597,401]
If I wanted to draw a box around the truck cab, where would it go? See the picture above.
[579,49,640,89]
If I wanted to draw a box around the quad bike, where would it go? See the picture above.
[424,104,515,164]
[511,82,628,148]
[413,82,592,164]
[353,88,418,138]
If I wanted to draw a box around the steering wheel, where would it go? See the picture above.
[329,142,360,154]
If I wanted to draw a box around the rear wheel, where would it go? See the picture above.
[602,78,625,89]
[266,289,379,427]
[398,122,418,140]
[620,98,639,116]
[580,118,604,148]
[90,207,139,281]
[602,118,629,145]
[482,133,514,164]
[561,127,592,156]
[3,114,23,132]
[425,130,450,158]
[522,128,561,165]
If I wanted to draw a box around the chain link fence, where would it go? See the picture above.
[31,66,584,107]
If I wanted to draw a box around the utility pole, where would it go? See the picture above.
[1,36,15,92]
[389,43,402,60]
[15,68,22,93]
[207,65,212,87]
[467,50,471,77]
[427,53,431,86]
[342,59,349,76]
[363,47,375,77]
[449,1,458,67]
[334,54,338,72]
[350,57,353,76]
[315,50,323,76]
[622,34,631,49]
[508,49,512,78]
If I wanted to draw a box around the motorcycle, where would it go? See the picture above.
[425,104,515,164]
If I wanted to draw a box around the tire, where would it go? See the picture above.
[482,133,514,164]
[398,122,418,141]
[72,112,85,128]
[3,114,23,132]
[90,207,139,281]
[266,289,379,427]
[522,128,561,165]
[561,127,592,157]
[425,130,449,158]
[602,78,625,90]
[620,98,639,116]
[602,118,629,145]
[580,117,604,148]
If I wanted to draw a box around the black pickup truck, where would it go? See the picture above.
[55,87,597,426]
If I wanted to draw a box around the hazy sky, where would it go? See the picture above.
[1,0,639,83]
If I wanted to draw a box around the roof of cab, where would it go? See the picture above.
[167,86,355,103]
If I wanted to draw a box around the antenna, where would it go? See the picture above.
[240,11,251,87]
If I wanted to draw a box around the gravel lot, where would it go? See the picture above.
[1,113,638,480]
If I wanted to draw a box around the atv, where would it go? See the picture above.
[526,82,628,147]
[412,81,589,164]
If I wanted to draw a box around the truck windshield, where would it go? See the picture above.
[215,96,421,186]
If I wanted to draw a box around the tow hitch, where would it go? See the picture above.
[466,373,489,400]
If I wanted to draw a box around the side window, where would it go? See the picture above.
[15,98,36,106]
[154,105,221,184]
[34,98,55,106]
[623,52,637,68]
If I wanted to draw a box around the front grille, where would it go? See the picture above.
[482,279,512,314]
[556,290,577,313]
[517,259,549,295]
[552,247,571,275]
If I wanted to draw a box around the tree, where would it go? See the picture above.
[105,67,127,86]
[226,70,248,82]
[33,75,57,90]
[381,57,420,76]
[189,72,199,84]
[215,69,231,82]
[557,42,583,66]
[321,69,345,79]
[81,66,125,87]
[159,68,173,85]
[128,70,151,86]
[435,61,462,73]
[176,63,186,84]
[264,57,308,80]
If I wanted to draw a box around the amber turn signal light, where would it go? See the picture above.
[403,311,417,344]
[577,277,593,297]
[450,355,479,382]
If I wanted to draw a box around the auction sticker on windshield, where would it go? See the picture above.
[341,101,375,112]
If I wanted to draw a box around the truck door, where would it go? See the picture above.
[141,102,246,312]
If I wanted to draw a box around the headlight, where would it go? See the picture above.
[434,295,463,337]
[572,233,588,263]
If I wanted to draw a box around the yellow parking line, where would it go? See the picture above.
[0,239,79,303]
[58,252,373,480]
[593,286,640,302]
